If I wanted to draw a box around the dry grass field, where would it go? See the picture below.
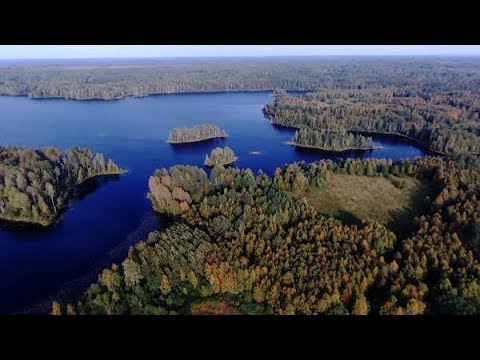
[298,174,431,237]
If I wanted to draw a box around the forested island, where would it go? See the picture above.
[0,146,125,226]
[53,153,480,315]
[289,129,376,151]
[168,124,227,144]
[263,89,480,155]
[1,58,480,100]
[204,147,238,167]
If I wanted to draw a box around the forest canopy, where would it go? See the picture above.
[168,124,227,144]
[56,154,480,315]
[204,147,238,167]
[0,146,125,226]
[1,58,480,100]
[289,129,375,151]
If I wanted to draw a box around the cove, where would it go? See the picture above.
[0,92,426,314]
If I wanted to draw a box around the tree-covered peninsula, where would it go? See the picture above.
[289,129,375,151]
[0,146,125,226]
[168,124,227,144]
[204,147,238,167]
[263,89,480,155]
[54,154,480,315]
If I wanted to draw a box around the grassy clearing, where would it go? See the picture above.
[298,174,432,237]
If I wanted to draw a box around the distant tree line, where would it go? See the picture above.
[0,146,124,226]
[55,154,480,315]
[290,128,374,151]
[1,58,480,100]
[204,147,238,167]
[168,124,227,144]
[263,88,480,154]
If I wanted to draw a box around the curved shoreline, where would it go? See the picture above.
[349,130,446,156]
[0,170,127,228]
[204,157,239,167]
[287,141,380,152]
[0,89,282,102]
[18,211,166,315]
[168,135,227,144]
[269,121,449,156]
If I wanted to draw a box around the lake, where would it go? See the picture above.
[0,92,426,314]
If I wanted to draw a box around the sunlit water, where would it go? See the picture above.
[0,92,426,313]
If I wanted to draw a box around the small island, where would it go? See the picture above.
[168,124,227,144]
[204,146,238,167]
[0,146,126,227]
[288,129,378,152]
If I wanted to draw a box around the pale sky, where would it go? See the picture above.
[0,45,479,59]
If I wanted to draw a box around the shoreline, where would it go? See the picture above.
[287,141,381,152]
[349,130,446,156]
[17,211,166,315]
[0,170,127,228]
[168,135,227,144]
[0,89,284,102]
[269,120,448,156]
[0,215,51,227]
[204,157,239,167]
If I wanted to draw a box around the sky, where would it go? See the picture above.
[0,45,479,59]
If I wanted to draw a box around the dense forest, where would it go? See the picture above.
[54,154,480,315]
[168,124,227,144]
[290,129,375,151]
[263,89,480,154]
[204,147,238,167]
[1,58,480,100]
[0,146,124,226]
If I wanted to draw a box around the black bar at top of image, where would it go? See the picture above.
[1,4,479,46]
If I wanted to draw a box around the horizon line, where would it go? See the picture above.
[2,54,480,61]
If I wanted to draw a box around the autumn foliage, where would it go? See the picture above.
[57,154,480,315]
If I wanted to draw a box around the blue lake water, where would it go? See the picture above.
[0,92,426,314]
